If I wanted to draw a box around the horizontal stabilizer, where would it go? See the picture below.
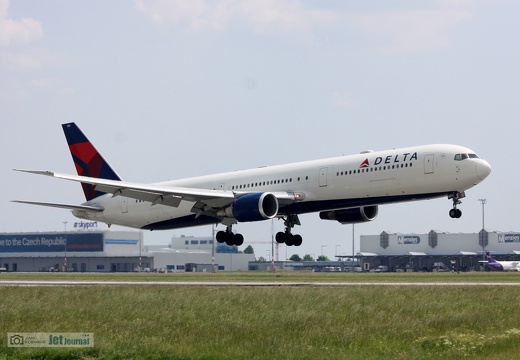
[13,169,55,176]
[11,200,104,212]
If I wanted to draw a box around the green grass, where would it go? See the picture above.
[1,273,520,359]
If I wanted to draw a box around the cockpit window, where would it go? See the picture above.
[454,153,480,161]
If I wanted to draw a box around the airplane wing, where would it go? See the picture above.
[11,200,103,212]
[13,169,300,209]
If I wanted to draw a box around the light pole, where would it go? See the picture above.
[62,221,67,272]
[271,219,276,272]
[211,224,216,273]
[352,224,355,260]
[478,198,487,264]
[478,198,486,230]
[139,233,142,272]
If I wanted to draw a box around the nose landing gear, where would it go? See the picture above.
[448,191,465,218]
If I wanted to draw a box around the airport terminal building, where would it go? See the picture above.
[0,230,151,272]
[357,229,520,271]
[0,230,253,272]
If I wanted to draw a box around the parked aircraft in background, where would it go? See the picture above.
[483,252,520,271]
[14,123,491,247]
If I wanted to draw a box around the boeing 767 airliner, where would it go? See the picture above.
[13,123,491,247]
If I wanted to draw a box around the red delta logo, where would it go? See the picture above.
[359,159,369,168]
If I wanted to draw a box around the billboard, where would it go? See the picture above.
[0,233,104,253]
[498,234,520,243]
[397,235,421,245]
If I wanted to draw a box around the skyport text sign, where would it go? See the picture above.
[7,333,94,348]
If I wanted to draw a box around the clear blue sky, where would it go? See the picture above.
[1,1,518,260]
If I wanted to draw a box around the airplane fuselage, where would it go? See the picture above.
[485,260,520,271]
[75,144,491,230]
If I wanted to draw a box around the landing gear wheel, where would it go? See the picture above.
[218,226,244,246]
[449,208,462,219]
[225,236,234,246]
[233,233,244,246]
[216,231,227,243]
[276,215,303,246]
[293,234,303,246]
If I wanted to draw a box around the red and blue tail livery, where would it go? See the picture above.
[62,123,121,201]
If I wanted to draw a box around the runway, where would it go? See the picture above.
[1,280,520,287]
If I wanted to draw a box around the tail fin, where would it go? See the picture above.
[486,251,497,263]
[62,122,122,201]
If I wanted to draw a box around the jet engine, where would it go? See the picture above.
[219,192,279,222]
[319,206,378,224]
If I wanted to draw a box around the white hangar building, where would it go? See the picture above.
[146,235,255,272]
[358,229,520,271]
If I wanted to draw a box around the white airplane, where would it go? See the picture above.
[13,123,491,247]
[483,252,520,271]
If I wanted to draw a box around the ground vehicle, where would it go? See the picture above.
[374,265,389,272]
[432,262,449,272]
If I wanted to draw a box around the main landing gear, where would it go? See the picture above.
[275,215,303,247]
[216,226,244,246]
[448,191,465,219]
[216,214,304,247]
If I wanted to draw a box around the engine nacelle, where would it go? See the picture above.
[228,192,279,222]
[319,206,378,224]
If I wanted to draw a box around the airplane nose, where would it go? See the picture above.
[476,160,491,180]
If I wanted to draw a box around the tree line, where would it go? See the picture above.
[242,245,330,262]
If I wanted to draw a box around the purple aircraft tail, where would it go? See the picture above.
[485,251,505,271]
[486,252,497,263]
[62,123,122,201]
